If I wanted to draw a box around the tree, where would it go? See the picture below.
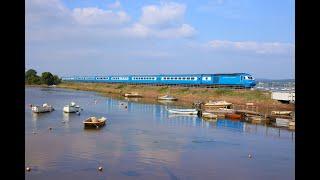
[25,69,37,78]
[41,72,55,85]
[25,69,41,84]
[27,75,41,85]
[53,75,61,85]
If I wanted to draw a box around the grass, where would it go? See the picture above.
[53,82,293,112]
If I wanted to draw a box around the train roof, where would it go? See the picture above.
[62,73,253,77]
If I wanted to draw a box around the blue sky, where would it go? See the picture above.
[26,0,295,79]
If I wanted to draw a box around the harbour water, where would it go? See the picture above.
[25,87,295,180]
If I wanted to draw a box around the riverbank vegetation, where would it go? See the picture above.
[25,69,61,85]
[57,82,294,113]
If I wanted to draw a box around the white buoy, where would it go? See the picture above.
[98,166,103,171]
[26,167,31,171]
[248,154,252,158]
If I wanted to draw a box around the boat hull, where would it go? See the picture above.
[167,109,198,115]
[63,106,80,113]
[31,106,54,113]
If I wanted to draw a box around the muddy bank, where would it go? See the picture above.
[53,82,294,114]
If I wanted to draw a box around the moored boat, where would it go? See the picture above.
[204,100,232,108]
[157,95,178,101]
[83,117,107,128]
[124,92,142,97]
[167,108,198,115]
[271,111,292,116]
[63,102,81,113]
[31,103,54,113]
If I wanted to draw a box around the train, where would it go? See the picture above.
[61,73,256,88]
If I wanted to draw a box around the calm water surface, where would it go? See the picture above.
[25,87,295,180]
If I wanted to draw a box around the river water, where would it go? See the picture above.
[25,87,295,180]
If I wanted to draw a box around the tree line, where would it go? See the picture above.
[25,69,61,85]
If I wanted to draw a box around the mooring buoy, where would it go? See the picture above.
[26,167,31,171]
[98,166,103,171]
[248,154,252,158]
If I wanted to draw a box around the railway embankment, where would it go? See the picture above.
[55,82,294,113]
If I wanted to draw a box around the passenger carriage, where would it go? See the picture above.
[61,73,256,88]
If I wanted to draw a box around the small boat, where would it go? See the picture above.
[167,108,198,115]
[83,117,107,128]
[124,92,142,98]
[225,113,242,120]
[276,118,290,127]
[157,95,178,101]
[63,102,81,113]
[31,103,54,113]
[204,100,232,108]
[202,112,218,119]
[271,111,292,116]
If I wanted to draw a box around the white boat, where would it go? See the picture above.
[83,116,107,128]
[276,118,290,127]
[271,111,292,116]
[31,103,54,113]
[204,100,232,108]
[63,102,81,113]
[157,95,178,101]
[124,92,142,97]
[167,108,198,115]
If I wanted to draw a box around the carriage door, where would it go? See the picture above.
[202,76,212,84]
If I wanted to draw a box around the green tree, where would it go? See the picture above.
[25,69,37,78]
[27,75,41,85]
[25,69,41,84]
[53,75,61,85]
[41,72,55,85]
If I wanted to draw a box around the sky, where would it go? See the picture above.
[25,0,295,79]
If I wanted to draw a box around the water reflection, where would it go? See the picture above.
[26,88,295,180]
[62,113,70,129]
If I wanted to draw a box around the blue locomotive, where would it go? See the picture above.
[61,73,256,88]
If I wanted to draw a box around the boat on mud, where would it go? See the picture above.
[167,108,198,115]
[271,111,293,116]
[83,117,107,128]
[63,102,81,113]
[157,95,178,101]
[204,100,232,108]
[31,103,54,113]
[124,92,142,98]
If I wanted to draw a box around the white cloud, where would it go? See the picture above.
[140,2,186,27]
[72,7,130,26]
[108,0,121,9]
[208,40,294,54]
[122,2,195,39]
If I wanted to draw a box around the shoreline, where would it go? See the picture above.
[26,82,295,115]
